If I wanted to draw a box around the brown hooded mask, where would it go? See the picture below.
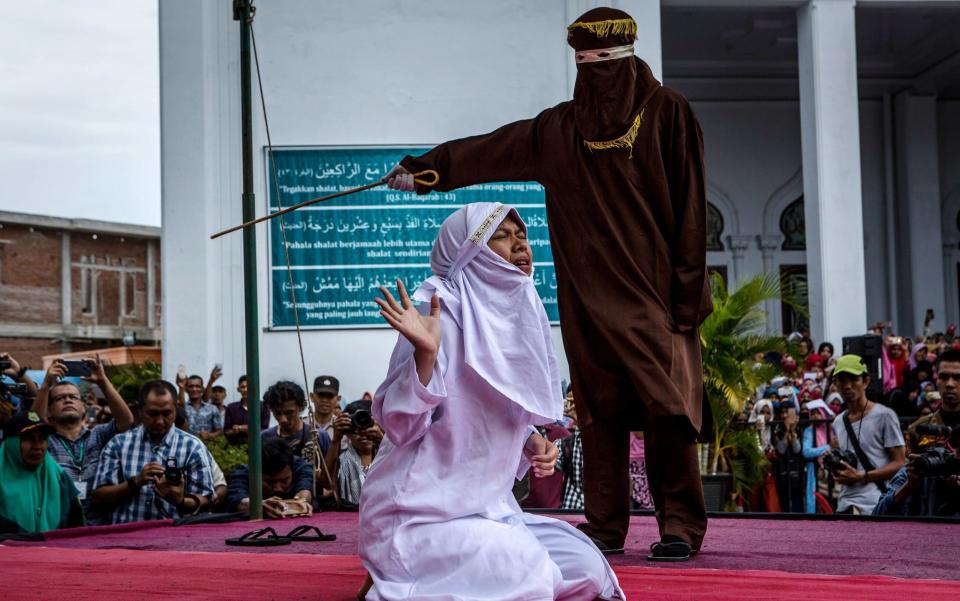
[568,7,660,143]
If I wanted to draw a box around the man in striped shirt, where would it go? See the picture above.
[92,380,214,524]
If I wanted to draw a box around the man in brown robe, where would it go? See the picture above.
[387,7,712,561]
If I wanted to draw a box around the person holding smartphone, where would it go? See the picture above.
[31,356,134,524]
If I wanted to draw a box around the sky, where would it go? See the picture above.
[0,1,160,227]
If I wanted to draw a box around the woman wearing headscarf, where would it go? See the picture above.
[800,400,834,514]
[883,336,908,394]
[748,399,780,512]
[0,413,84,534]
[908,343,927,373]
[359,203,624,601]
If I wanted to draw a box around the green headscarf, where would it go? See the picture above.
[0,435,77,533]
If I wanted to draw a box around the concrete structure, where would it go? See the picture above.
[0,211,161,367]
[159,0,960,399]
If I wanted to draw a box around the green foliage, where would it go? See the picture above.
[106,360,162,403]
[205,435,249,475]
[700,273,785,502]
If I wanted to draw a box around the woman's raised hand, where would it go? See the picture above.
[375,279,441,357]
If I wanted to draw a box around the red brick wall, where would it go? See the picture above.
[0,225,61,323]
[0,220,160,366]
[71,233,152,327]
[0,336,62,369]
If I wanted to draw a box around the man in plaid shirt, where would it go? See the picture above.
[92,380,214,524]
[560,385,585,510]
[560,427,585,510]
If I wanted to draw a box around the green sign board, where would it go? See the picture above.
[267,147,557,328]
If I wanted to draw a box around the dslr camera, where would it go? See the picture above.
[911,424,960,479]
[164,458,183,486]
[0,380,30,402]
[347,408,374,434]
[823,448,859,473]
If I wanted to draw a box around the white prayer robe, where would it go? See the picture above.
[359,313,625,601]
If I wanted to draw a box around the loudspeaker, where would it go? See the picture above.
[841,335,884,400]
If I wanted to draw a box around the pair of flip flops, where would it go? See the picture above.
[225,525,336,547]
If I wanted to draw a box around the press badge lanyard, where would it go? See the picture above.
[54,434,85,471]
[54,435,87,499]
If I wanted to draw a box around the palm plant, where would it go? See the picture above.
[106,360,162,403]
[700,272,786,500]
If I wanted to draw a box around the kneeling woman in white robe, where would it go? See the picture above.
[359,202,624,601]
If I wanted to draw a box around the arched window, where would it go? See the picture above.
[780,197,805,251]
[706,202,725,251]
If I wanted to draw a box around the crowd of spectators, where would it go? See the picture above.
[0,353,386,534]
[735,327,960,517]
[2,320,958,534]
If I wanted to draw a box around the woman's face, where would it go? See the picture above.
[889,345,902,358]
[797,341,810,356]
[760,406,772,418]
[487,214,532,276]
[20,431,48,469]
[819,345,833,361]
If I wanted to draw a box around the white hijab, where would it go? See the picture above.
[412,202,563,424]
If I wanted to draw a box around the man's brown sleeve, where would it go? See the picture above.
[400,111,549,193]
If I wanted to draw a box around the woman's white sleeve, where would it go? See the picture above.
[377,355,447,447]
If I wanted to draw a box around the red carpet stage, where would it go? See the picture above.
[3,514,958,600]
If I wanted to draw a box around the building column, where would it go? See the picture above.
[759,235,782,334]
[944,242,958,330]
[727,235,752,286]
[565,0,662,94]
[797,0,867,346]
[894,92,946,335]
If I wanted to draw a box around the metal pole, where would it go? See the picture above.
[234,0,262,520]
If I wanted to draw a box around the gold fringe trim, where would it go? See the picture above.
[583,108,645,159]
[567,18,637,38]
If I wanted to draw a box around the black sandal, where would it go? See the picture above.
[586,535,625,556]
[225,526,291,547]
[647,540,692,562]
[284,524,337,542]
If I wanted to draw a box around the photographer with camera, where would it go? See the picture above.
[0,353,39,422]
[326,400,383,507]
[906,349,960,450]
[29,356,133,524]
[874,349,960,516]
[91,380,213,524]
[262,380,332,462]
[829,355,906,514]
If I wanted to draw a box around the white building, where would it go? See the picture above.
[159,0,960,399]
